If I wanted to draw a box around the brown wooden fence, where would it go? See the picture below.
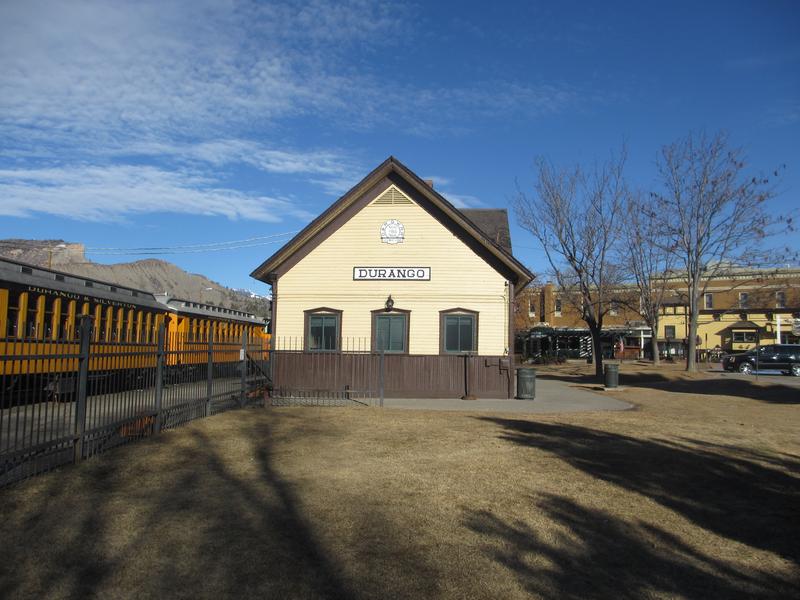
[271,350,512,400]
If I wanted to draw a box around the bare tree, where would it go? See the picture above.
[651,131,785,372]
[515,152,627,378]
[619,192,676,365]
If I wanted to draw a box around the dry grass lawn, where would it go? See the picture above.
[1,362,798,599]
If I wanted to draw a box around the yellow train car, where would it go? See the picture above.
[154,294,270,376]
[0,258,268,399]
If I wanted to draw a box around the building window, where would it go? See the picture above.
[739,292,749,308]
[704,293,713,309]
[776,291,786,309]
[440,309,478,353]
[372,310,409,353]
[554,297,562,317]
[528,297,536,317]
[304,308,341,352]
[664,325,676,339]
[733,331,757,343]
[609,301,619,316]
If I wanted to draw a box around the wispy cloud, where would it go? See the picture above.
[725,48,800,71]
[440,191,484,209]
[0,0,584,144]
[763,103,800,127]
[422,175,454,187]
[0,165,314,223]
[0,0,593,222]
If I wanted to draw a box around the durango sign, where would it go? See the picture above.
[353,267,431,281]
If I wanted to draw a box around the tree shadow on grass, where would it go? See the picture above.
[465,493,798,599]
[477,417,800,566]
[535,370,800,404]
[0,411,441,599]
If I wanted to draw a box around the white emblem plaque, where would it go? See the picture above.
[380,219,405,244]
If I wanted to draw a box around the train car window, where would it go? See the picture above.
[106,307,115,341]
[27,295,40,338]
[99,306,108,341]
[44,296,55,338]
[61,300,74,340]
[144,313,152,344]
[119,308,128,342]
[6,290,21,337]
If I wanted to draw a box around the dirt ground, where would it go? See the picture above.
[1,362,798,599]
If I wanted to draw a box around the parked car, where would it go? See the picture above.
[722,345,800,376]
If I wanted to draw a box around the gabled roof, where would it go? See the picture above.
[461,209,512,254]
[250,156,533,289]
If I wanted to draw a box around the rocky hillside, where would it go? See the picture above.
[0,240,271,319]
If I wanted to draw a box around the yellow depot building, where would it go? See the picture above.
[516,270,800,360]
[251,157,533,398]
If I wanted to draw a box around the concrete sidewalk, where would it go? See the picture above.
[383,377,633,414]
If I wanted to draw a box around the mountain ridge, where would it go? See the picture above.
[0,240,271,319]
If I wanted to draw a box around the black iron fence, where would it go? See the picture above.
[1,316,269,487]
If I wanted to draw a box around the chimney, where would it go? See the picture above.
[424,179,434,189]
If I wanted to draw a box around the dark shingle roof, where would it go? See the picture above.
[461,209,512,254]
[727,320,763,330]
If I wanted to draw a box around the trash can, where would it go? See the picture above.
[516,367,536,400]
[604,363,619,388]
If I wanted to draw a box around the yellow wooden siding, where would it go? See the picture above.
[658,311,788,351]
[277,193,509,354]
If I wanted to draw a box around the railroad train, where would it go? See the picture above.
[0,257,269,399]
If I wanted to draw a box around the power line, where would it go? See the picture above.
[89,238,297,255]
[86,230,300,252]
[0,231,300,257]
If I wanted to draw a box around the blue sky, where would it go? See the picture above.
[1,0,798,295]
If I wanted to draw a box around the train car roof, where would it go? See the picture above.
[155,294,266,326]
[0,257,165,310]
[1,257,267,325]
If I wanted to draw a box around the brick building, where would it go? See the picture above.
[516,268,800,360]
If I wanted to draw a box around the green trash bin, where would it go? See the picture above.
[604,363,619,388]
[516,367,536,400]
